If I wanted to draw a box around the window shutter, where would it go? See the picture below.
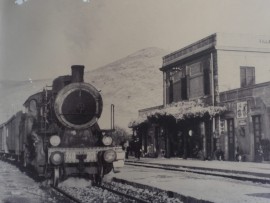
[246,67,255,86]
[173,80,181,102]
[240,67,246,87]
[166,85,170,104]
[240,66,255,87]
[169,80,173,103]
[181,77,187,100]
[204,68,210,95]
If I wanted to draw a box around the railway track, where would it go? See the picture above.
[0,157,175,202]
[0,158,134,203]
[99,184,150,203]
[125,161,270,184]
[0,158,207,203]
[51,183,149,203]
[51,185,82,203]
[52,182,152,203]
[51,178,184,203]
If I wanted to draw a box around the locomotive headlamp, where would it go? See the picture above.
[102,136,113,146]
[103,149,116,163]
[50,135,61,147]
[50,151,64,165]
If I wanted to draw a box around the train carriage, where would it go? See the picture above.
[0,123,6,154]
[5,112,23,158]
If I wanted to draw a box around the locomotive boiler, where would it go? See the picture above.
[0,65,125,186]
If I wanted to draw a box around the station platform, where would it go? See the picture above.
[109,157,270,203]
[125,156,270,178]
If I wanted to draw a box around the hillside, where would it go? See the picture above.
[0,47,167,130]
[0,79,52,122]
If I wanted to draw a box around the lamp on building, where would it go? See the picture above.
[160,128,165,137]
[172,67,182,71]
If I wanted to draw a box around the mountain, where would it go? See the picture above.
[0,47,167,131]
[84,47,166,130]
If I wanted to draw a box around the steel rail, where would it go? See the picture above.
[52,184,149,203]
[51,185,82,203]
[99,184,150,203]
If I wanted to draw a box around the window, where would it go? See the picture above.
[29,100,37,116]
[181,77,187,100]
[190,76,204,98]
[227,118,235,161]
[252,115,262,160]
[189,62,204,98]
[169,80,173,103]
[240,66,255,87]
[188,59,211,99]
[252,115,262,145]
[203,66,210,95]
[190,62,203,76]
[166,68,187,104]
[166,57,211,103]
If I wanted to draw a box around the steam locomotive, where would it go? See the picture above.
[0,65,125,186]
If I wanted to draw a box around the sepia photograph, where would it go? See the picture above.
[0,0,270,202]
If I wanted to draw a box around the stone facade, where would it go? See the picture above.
[131,33,270,162]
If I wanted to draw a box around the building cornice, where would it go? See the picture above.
[160,33,270,72]
[160,34,216,70]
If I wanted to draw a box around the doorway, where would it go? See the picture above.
[227,118,235,161]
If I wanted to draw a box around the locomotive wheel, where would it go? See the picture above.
[52,167,60,187]
[92,166,104,186]
[103,163,113,175]
[93,174,102,186]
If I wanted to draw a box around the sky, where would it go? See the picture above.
[1,0,270,81]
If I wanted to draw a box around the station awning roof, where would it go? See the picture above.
[129,100,226,128]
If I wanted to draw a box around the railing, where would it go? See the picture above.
[219,82,270,102]
[220,88,252,102]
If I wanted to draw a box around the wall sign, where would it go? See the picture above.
[237,101,248,119]
[238,120,247,126]
[219,120,225,135]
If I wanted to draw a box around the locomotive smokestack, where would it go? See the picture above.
[71,65,84,83]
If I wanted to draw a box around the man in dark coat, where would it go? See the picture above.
[134,136,141,160]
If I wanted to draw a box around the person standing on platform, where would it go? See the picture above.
[134,136,141,160]
[124,140,129,159]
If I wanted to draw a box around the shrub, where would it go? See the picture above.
[111,126,132,146]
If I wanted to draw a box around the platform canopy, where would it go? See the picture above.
[129,100,226,128]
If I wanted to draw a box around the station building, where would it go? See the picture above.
[129,33,270,162]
